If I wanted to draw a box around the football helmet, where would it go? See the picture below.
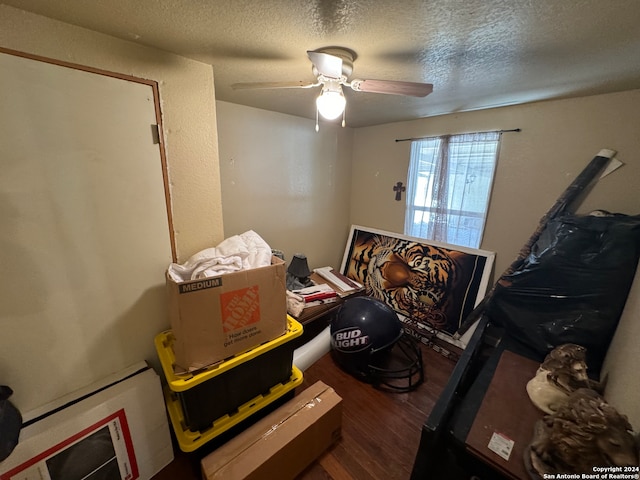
[330,296,424,392]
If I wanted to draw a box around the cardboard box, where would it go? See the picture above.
[167,256,287,371]
[201,381,342,480]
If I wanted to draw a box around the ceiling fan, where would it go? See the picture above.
[231,47,433,130]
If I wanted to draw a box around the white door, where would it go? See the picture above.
[0,51,173,415]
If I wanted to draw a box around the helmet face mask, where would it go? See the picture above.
[330,296,424,393]
[367,335,424,392]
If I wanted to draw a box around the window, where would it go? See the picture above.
[404,132,500,248]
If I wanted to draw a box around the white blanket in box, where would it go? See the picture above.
[167,230,272,282]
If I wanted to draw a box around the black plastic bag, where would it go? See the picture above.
[0,385,21,461]
[487,213,640,373]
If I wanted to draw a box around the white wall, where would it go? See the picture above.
[351,89,640,277]
[603,265,640,432]
[0,5,224,262]
[216,101,353,270]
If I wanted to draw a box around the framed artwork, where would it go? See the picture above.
[1,409,138,480]
[0,364,173,480]
[340,225,495,349]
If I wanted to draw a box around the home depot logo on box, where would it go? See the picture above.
[220,285,261,332]
[166,256,287,371]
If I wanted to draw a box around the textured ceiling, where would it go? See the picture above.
[5,0,640,127]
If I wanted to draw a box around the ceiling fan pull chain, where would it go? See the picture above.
[315,107,319,132]
[342,107,346,127]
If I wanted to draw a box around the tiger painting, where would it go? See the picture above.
[344,229,487,336]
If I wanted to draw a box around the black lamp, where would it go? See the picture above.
[286,253,313,290]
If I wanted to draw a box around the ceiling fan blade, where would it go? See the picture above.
[307,51,343,78]
[350,79,433,97]
[231,81,318,90]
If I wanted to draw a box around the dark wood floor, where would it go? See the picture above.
[153,343,457,480]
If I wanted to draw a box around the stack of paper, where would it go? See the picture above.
[313,267,364,296]
[293,284,338,307]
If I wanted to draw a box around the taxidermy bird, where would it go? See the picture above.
[526,343,604,414]
[525,388,639,479]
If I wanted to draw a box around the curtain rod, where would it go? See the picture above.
[395,128,521,143]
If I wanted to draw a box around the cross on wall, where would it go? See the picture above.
[393,181,406,201]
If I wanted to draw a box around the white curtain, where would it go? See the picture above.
[404,132,500,248]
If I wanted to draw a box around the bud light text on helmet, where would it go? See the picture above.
[331,327,370,352]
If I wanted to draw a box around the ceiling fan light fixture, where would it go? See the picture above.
[232,47,433,128]
[316,85,346,120]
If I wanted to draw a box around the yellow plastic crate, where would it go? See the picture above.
[164,365,303,452]
[155,316,303,431]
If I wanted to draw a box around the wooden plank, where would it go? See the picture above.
[465,351,543,480]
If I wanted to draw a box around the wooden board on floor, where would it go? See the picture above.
[465,350,543,480]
